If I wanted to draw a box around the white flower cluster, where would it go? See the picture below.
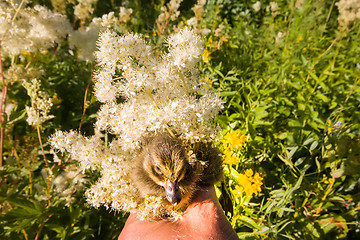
[50,28,223,217]
[51,0,75,14]
[0,3,72,57]
[156,0,182,32]
[252,1,261,12]
[119,6,133,23]
[94,28,221,149]
[74,0,98,21]
[69,8,133,61]
[336,0,360,28]
[185,0,206,31]
[22,79,54,126]
[266,1,280,17]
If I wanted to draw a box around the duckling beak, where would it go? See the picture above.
[165,179,181,204]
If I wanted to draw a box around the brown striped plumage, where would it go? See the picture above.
[131,133,224,213]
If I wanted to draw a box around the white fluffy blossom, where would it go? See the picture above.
[74,0,98,21]
[156,0,183,32]
[252,1,261,12]
[50,29,223,218]
[119,6,133,22]
[22,79,54,126]
[0,4,72,57]
[336,0,360,28]
[69,8,133,62]
[266,1,280,17]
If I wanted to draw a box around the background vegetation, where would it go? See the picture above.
[1,0,359,239]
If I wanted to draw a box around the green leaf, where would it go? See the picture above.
[224,76,240,81]
[316,93,330,103]
[277,132,288,140]
[253,107,269,120]
[215,69,225,78]
[310,141,318,151]
[238,215,261,230]
[303,137,315,146]
[220,91,237,96]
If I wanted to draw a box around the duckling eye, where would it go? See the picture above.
[154,165,162,175]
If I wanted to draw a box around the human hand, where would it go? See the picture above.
[118,185,239,240]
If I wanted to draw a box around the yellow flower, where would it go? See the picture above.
[233,185,243,198]
[223,131,247,149]
[221,36,228,42]
[327,120,332,133]
[223,149,239,165]
[204,77,213,87]
[199,77,213,89]
[202,49,211,62]
[234,169,263,197]
[296,36,303,43]
[22,51,31,56]
[52,94,62,105]
[245,168,253,178]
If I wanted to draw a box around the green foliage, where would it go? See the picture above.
[203,0,360,239]
[1,0,359,239]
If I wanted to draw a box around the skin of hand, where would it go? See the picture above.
[118,185,240,240]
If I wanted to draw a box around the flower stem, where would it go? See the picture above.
[34,214,52,240]
[79,65,93,131]
[325,0,336,26]
[178,70,190,95]
[37,126,49,168]
[36,125,51,206]
[0,43,7,167]
[12,0,26,21]
[316,177,335,215]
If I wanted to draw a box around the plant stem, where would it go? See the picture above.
[79,66,93,131]
[36,125,51,206]
[37,126,49,168]
[178,70,190,95]
[22,229,28,240]
[325,0,336,27]
[316,178,335,215]
[0,44,7,167]
[11,0,26,21]
[305,35,339,83]
[34,214,52,240]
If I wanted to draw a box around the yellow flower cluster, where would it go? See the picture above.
[199,77,213,89]
[327,120,347,134]
[234,169,263,197]
[202,49,211,62]
[221,131,247,165]
[322,174,335,185]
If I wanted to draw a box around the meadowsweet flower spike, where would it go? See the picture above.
[0,3,72,57]
[50,28,223,218]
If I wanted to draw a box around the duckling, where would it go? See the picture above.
[131,133,224,213]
